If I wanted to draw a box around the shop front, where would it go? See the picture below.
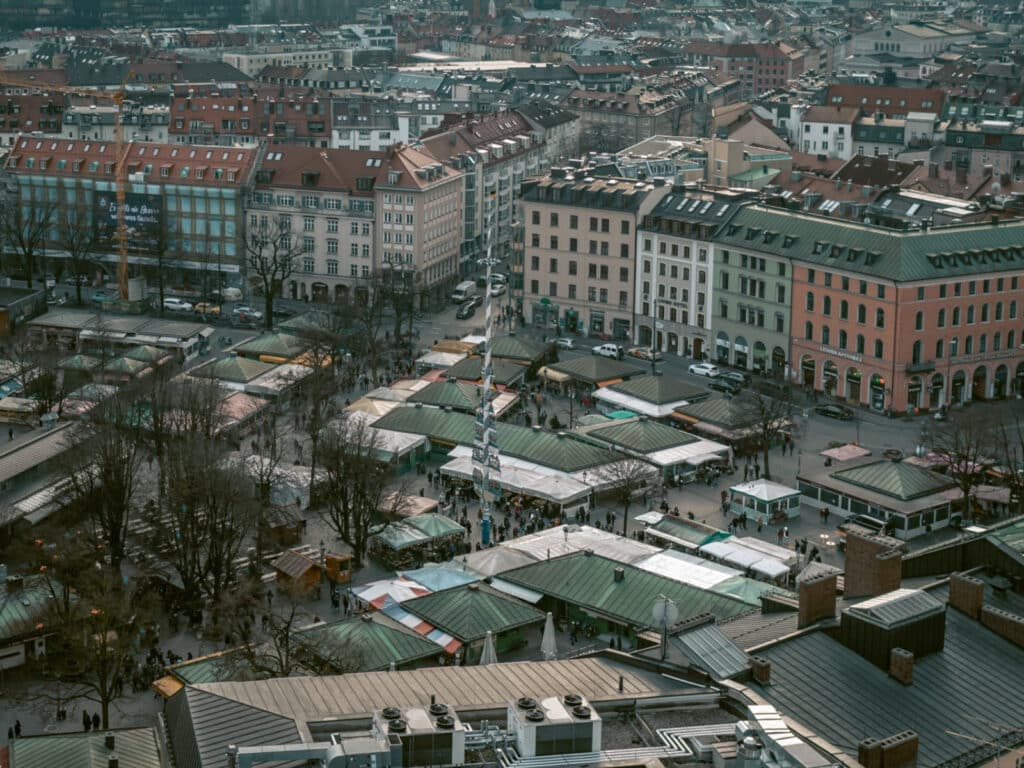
[869,373,886,411]
[846,367,862,403]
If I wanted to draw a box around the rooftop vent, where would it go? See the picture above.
[517,697,538,710]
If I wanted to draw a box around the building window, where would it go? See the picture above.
[876,308,885,328]
[874,339,883,358]
[938,308,946,328]
[569,261,577,276]
[550,212,559,227]
[303,237,315,253]
[967,305,975,324]
[303,216,315,232]
[965,336,974,355]
[856,334,865,354]
[569,215,578,229]
[806,292,815,312]
[549,258,558,273]
[327,239,338,255]
[777,285,786,304]
[549,282,557,297]
[823,296,832,316]
[303,257,314,273]
[327,218,338,233]
[821,326,830,345]
[327,260,338,275]
[530,280,539,294]
[550,236,559,250]
[996,303,1003,321]
[532,211,540,225]
[807,268,815,283]
[351,222,359,235]
[840,300,848,320]
[915,311,923,331]
[953,307,961,326]
[935,339,943,358]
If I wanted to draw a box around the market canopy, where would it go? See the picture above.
[353,578,431,609]
[547,356,645,386]
[401,582,545,643]
[440,456,591,505]
[376,513,465,551]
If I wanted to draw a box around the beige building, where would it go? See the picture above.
[520,172,671,340]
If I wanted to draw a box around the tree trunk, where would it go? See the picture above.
[762,444,771,481]
[75,280,83,306]
[621,498,630,537]
[264,289,274,330]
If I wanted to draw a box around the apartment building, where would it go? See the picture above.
[568,88,690,153]
[249,147,379,303]
[63,103,171,144]
[0,92,64,147]
[168,92,331,148]
[680,42,806,100]
[2,137,259,288]
[715,205,1024,413]
[520,172,671,340]
[636,191,748,360]
[421,111,544,278]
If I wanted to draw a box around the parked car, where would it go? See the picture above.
[64,274,90,286]
[163,297,194,313]
[719,370,750,387]
[194,302,221,315]
[491,272,508,285]
[455,301,477,320]
[627,347,663,362]
[592,343,624,359]
[709,378,742,395]
[815,403,855,420]
[555,337,576,350]
[489,283,506,297]
[90,290,111,305]
[688,363,720,377]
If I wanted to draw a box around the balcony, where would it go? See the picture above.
[905,360,935,373]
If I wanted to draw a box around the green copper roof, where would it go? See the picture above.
[831,459,954,501]
[10,727,163,768]
[372,406,620,472]
[192,356,276,383]
[716,205,1024,282]
[408,380,486,412]
[989,518,1024,557]
[234,332,308,358]
[587,418,700,453]
[401,583,545,642]
[608,375,709,405]
[675,397,759,429]
[490,335,546,362]
[298,614,441,670]
[444,356,526,386]
[549,355,645,385]
[501,552,752,628]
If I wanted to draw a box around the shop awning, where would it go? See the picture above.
[596,377,624,388]
[489,578,544,604]
[537,366,571,383]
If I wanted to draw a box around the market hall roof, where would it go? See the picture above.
[442,356,527,386]
[584,417,702,454]
[830,459,954,501]
[500,552,752,628]
[401,583,545,643]
[714,204,1024,281]
[605,374,709,406]
[547,355,646,385]
[297,613,442,671]
[371,405,620,473]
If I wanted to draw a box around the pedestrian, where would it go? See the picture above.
[7,427,12,441]
[754,462,761,479]
[83,709,91,732]
[743,464,749,482]
[757,518,763,533]
[92,713,100,731]
[789,441,795,456]
[14,720,20,738]
[777,528,784,544]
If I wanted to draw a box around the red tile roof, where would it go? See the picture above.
[824,85,945,118]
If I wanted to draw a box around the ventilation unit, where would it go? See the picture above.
[374,705,466,767]
[507,695,602,758]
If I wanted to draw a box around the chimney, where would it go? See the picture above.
[108,757,119,768]
[227,746,239,768]
[843,532,902,598]
[928,162,938,178]
[880,731,919,768]
[105,733,116,750]
[948,572,984,619]
[980,605,1024,648]
[613,566,625,582]
[859,738,884,768]
[750,656,771,685]
[888,647,914,685]
[983,164,994,178]
[798,572,837,628]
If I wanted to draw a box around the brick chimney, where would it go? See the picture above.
[859,738,883,768]
[750,656,771,685]
[888,647,913,685]
[798,573,837,628]
[880,731,919,768]
[980,605,1024,648]
[844,532,903,598]
[948,572,984,619]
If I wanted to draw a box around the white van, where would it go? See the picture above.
[451,281,478,304]
[591,343,624,359]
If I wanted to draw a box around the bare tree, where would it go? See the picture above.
[598,457,659,537]
[993,416,1024,518]
[318,414,412,567]
[63,394,146,580]
[245,218,302,330]
[0,188,57,289]
[736,386,794,481]
[55,203,101,306]
[348,271,391,380]
[5,332,73,418]
[931,411,995,525]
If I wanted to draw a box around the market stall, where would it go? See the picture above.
[728,479,801,524]
[371,512,467,569]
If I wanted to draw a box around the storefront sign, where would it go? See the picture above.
[820,345,862,363]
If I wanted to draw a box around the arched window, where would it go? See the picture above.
[874,339,884,358]
[823,296,832,316]
[915,311,923,331]
[912,340,922,364]
[967,305,975,324]
[856,334,865,354]
[839,330,848,349]
[935,339,944,358]
[981,304,989,322]
[953,307,961,325]
[876,308,885,328]
[806,292,815,311]
[980,334,987,353]
[994,332,1001,352]
[821,325,830,345]
[965,336,974,355]
[840,300,849,320]
[805,321,814,340]
[857,304,866,323]
[938,308,946,327]
[950,337,959,357]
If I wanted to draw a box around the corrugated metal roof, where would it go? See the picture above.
[846,588,945,628]
[674,397,757,429]
[9,727,162,768]
[675,622,750,679]
[490,335,545,362]
[0,574,62,642]
[191,656,681,728]
[587,418,700,454]
[606,375,708,406]
[831,460,953,501]
[407,380,483,411]
[443,356,526,386]
[190,356,275,384]
[401,583,545,643]
[755,607,1024,766]
[233,332,307,358]
[548,356,645,385]
[0,423,75,487]
[272,549,316,580]
[298,613,441,670]
[501,552,751,628]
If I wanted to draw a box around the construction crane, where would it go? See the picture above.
[0,71,135,300]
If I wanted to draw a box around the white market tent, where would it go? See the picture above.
[416,350,467,370]
[648,439,731,469]
[440,456,590,506]
[593,387,691,418]
[734,536,800,567]
[698,539,794,582]
[458,547,538,578]
[633,549,741,590]
[504,524,660,564]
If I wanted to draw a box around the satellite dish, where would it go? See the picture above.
[651,596,679,628]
